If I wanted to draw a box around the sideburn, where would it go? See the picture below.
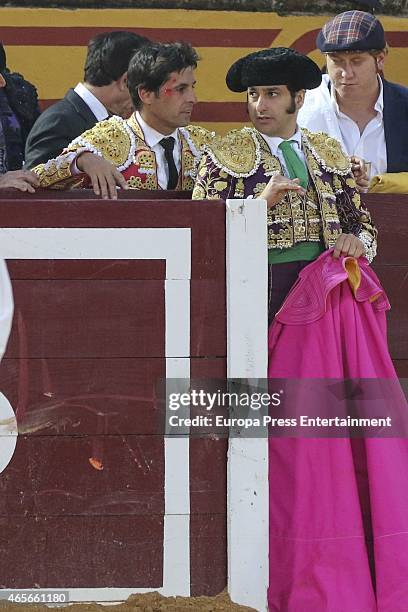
[286,93,297,115]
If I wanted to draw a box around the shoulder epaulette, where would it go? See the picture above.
[204,127,260,178]
[66,116,136,171]
[302,128,351,175]
[181,125,215,155]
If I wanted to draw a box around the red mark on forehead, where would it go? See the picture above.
[162,75,178,96]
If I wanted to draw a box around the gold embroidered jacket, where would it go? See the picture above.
[192,127,377,262]
[33,114,214,192]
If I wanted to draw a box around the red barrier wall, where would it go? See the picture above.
[0,191,227,599]
[0,191,405,604]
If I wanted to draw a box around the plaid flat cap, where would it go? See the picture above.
[317,10,386,52]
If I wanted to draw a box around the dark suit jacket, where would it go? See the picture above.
[24,88,101,169]
[383,79,408,173]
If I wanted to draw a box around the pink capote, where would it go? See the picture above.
[268,250,408,612]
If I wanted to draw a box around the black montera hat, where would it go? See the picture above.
[226,48,322,93]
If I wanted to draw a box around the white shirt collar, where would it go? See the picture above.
[259,128,303,156]
[136,111,179,148]
[331,74,384,116]
[73,83,109,121]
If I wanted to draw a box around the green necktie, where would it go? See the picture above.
[278,140,309,190]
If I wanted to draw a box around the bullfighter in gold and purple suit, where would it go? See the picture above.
[192,48,377,320]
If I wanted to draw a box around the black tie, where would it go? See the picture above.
[159,137,179,189]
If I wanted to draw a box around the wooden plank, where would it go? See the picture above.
[0,194,229,599]
[190,438,227,515]
[0,515,164,588]
[190,357,227,379]
[190,514,227,597]
[371,265,408,359]
[5,280,165,358]
[191,280,226,357]
[2,279,225,359]
[394,360,408,378]
[363,195,408,265]
[0,435,164,517]
[191,201,226,280]
[0,358,166,436]
[0,197,225,280]
[7,259,166,280]
[0,358,229,437]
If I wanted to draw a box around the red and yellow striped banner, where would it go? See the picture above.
[1,8,408,134]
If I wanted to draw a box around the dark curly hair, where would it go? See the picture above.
[127,42,199,110]
[84,30,151,86]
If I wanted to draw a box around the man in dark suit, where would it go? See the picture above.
[24,30,150,169]
[298,10,408,179]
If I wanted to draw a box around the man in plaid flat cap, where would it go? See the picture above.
[298,10,408,180]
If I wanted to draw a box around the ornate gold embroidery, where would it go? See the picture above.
[67,117,134,169]
[180,142,196,190]
[184,125,215,153]
[306,153,322,176]
[257,135,282,176]
[193,184,206,199]
[352,192,361,207]
[135,149,156,170]
[268,225,293,249]
[128,115,212,190]
[183,176,195,191]
[126,117,160,186]
[234,178,245,198]
[313,174,335,198]
[182,149,196,178]
[253,182,267,197]
[255,141,325,249]
[34,158,82,189]
[127,175,143,189]
[206,128,260,177]
[127,173,158,190]
[333,175,342,192]
[214,180,228,191]
[192,156,230,200]
[302,129,351,174]
[127,114,145,140]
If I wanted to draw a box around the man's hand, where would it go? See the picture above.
[76,152,129,199]
[259,175,306,208]
[0,170,39,193]
[333,233,365,259]
[350,156,370,193]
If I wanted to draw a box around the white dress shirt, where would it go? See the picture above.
[298,74,387,178]
[260,128,305,175]
[136,112,181,189]
[330,76,387,178]
[74,82,109,122]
